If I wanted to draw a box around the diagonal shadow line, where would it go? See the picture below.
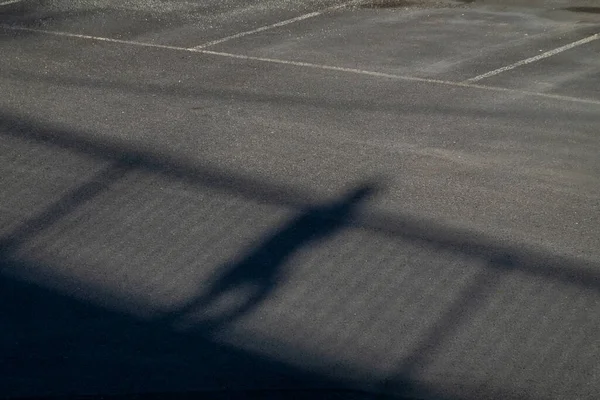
[362,213,600,291]
[1,111,599,294]
[0,111,314,208]
[0,160,131,254]
[381,255,548,400]
[383,263,508,395]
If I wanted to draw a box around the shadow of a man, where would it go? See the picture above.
[166,183,379,331]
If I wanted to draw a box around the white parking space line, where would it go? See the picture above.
[198,49,600,106]
[190,0,361,50]
[2,24,600,107]
[466,33,600,83]
[0,0,23,5]
[0,25,189,50]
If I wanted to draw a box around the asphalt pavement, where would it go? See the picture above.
[1,1,599,399]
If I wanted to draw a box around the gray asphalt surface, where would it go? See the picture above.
[1,1,600,399]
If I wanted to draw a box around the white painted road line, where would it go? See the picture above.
[2,24,600,107]
[0,25,189,50]
[0,0,23,5]
[197,49,600,106]
[190,0,360,50]
[466,33,600,82]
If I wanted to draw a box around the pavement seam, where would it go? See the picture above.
[465,32,600,82]
[2,24,600,107]
[189,0,363,50]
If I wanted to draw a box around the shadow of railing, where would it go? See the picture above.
[1,110,599,400]
[0,166,423,398]
[1,110,597,292]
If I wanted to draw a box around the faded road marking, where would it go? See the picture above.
[466,33,600,82]
[190,0,361,50]
[2,24,600,107]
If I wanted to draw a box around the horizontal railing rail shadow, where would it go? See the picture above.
[1,110,598,293]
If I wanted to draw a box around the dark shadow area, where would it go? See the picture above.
[359,0,416,9]
[1,111,599,400]
[0,181,432,399]
[563,7,600,14]
[0,117,397,397]
[0,271,381,399]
